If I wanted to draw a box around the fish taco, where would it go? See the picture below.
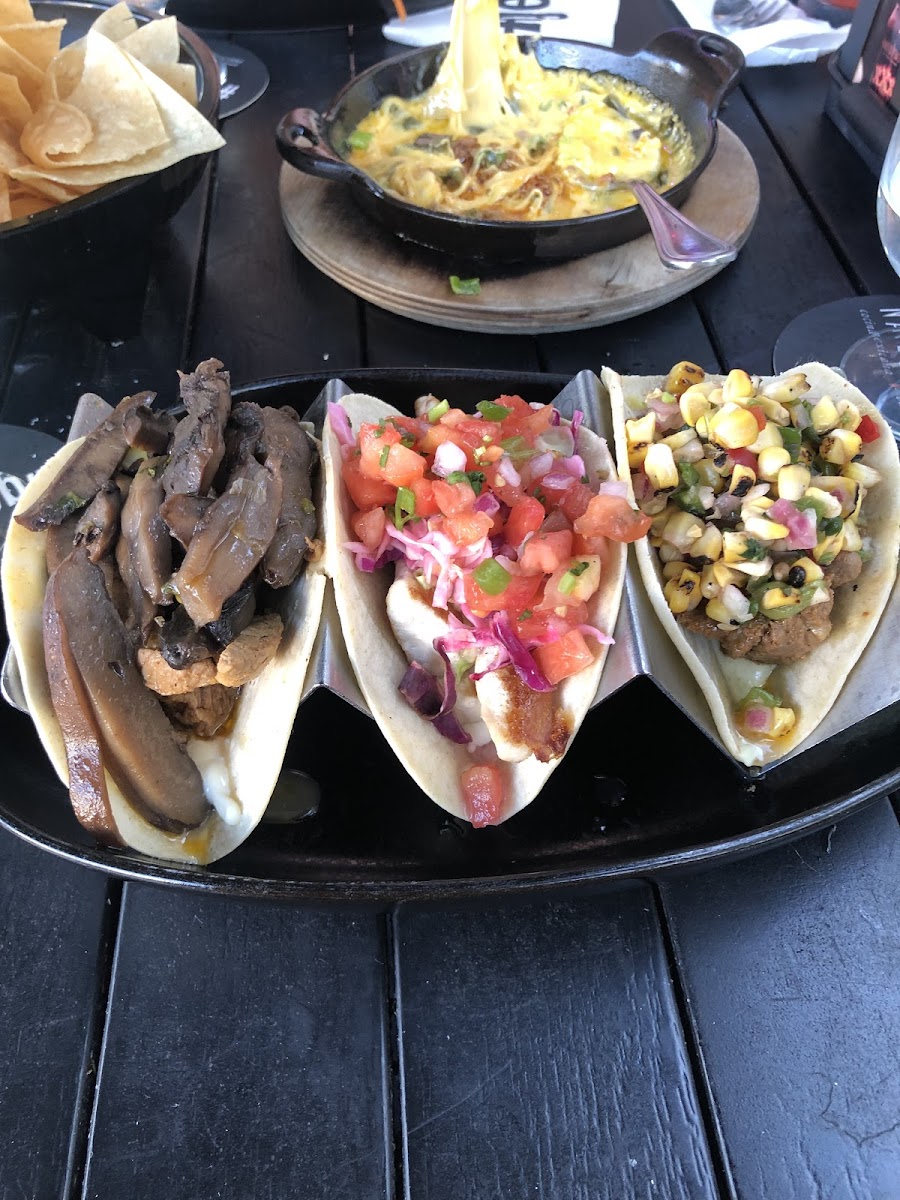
[323,389,649,826]
[605,361,900,766]
[2,361,327,863]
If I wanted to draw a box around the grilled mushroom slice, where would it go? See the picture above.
[260,406,318,589]
[73,482,122,564]
[119,456,172,606]
[161,359,232,497]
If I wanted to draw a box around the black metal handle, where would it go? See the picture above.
[275,107,359,183]
[642,28,745,116]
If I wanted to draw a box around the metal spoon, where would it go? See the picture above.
[631,181,738,271]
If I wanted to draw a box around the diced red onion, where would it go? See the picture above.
[576,623,614,646]
[769,499,817,550]
[571,411,584,437]
[497,456,521,488]
[433,440,467,477]
[490,612,553,692]
[647,394,683,432]
[522,452,553,485]
[474,492,500,517]
[542,472,575,491]
[597,480,628,498]
[562,454,586,479]
[550,406,561,423]
[714,493,741,520]
[536,427,575,458]
[327,402,355,448]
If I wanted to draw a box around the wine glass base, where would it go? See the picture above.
[773,295,900,440]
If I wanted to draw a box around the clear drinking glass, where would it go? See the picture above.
[841,113,900,439]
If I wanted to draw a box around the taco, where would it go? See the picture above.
[2,361,327,863]
[605,360,900,767]
[322,389,649,826]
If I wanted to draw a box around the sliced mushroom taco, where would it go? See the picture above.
[605,361,900,766]
[323,390,649,826]
[2,361,327,863]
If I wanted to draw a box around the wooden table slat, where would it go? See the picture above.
[662,799,900,1200]
[394,886,721,1200]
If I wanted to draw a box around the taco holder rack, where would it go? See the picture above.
[4,371,899,779]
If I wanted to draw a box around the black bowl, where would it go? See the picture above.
[0,2,220,314]
[275,29,744,264]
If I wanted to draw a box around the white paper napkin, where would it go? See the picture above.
[382,1,620,50]
[672,0,850,66]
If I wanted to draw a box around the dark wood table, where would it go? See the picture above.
[2,3,900,1197]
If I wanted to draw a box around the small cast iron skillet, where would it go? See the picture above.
[275,28,744,264]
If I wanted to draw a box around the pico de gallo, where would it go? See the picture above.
[328,393,650,827]
[625,362,883,745]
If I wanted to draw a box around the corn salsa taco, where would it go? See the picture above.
[605,361,900,766]
[323,390,648,826]
[2,362,327,863]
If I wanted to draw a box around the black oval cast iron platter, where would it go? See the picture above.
[0,368,896,903]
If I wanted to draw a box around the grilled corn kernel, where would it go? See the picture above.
[695,458,723,493]
[662,559,692,580]
[662,428,697,451]
[749,421,784,454]
[710,405,759,450]
[664,361,705,398]
[722,369,756,404]
[776,464,810,502]
[811,395,839,434]
[744,515,790,541]
[770,707,796,738]
[761,372,810,404]
[813,529,845,565]
[650,505,677,536]
[842,519,862,553]
[757,446,792,481]
[754,396,791,426]
[810,475,858,517]
[760,586,804,616]
[733,557,774,577]
[704,595,731,624]
[786,556,823,586]
[644,442,679,491]
[837,400,862,431]
[664,568,703,614]
[658,541,683,563]
[625,411,657,468]
[821,428,863,466]
[846,461,881,488]
[663,510,704,551]
[804,486,843,519]
[691,523,724,562]
[729,463,757,497]
[741,498,775,523]
[722,530,767,563]
[798,444,815,468]
[680,388,712,427]
[700,563,720,599]
[713,561,745,588]
[695,414,711,440]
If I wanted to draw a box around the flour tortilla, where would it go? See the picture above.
[604,362,900,766]
[322,393,627,822]
[2,437,328,864]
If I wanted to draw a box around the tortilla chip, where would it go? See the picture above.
[9,183,56,216]
[0,0,35,24]
[0,19,64,72]
[0,171,10,221]
[0,116,26,169]
[148,61,196,106]
[6,165,83,201]
[0,69,31,129]
[20,99,92,168]
[90,2,138,43]
[120,16,179,71]
[41,40,82,103]
[0,33,43,106]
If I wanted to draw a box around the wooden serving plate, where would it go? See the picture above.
[278,124,759,334]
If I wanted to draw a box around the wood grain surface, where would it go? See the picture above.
[278,126,759,335]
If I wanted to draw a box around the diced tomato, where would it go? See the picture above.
[409,477,439,517]
[558,480,595,522]
[534,628,595,687]
[857,414,881,443]
[433,479,476,515]
[417,423,458,457]
[535,479,574,510]
[461,764,505,828]
[539,555,602,609]
[498,396,554,440]
[440,413,503,458]
[351,506,386,550]
[572,531,609,557]
[574,494,652,543]
[728,448,758,473]
[463,570,541,619]
[518,529,573,575]
[748,406,767,432]
[442,511,493,545]
[359,422,400,479]
[504,495,545,548]
[381,443,427,488]
[342,459,396,510]
[483,462,526,507]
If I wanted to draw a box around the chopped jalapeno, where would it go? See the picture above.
[477,400,513,421]
[394,487,416,530]
[346,130,373,151]
[780,426,801,462]
[673,484,706,516]
[678,462,700,487]
[427,399,449,422]
[559,561,590,595]
[449,276,481,296]
[739,686,782,709]
[473,559,510,595]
